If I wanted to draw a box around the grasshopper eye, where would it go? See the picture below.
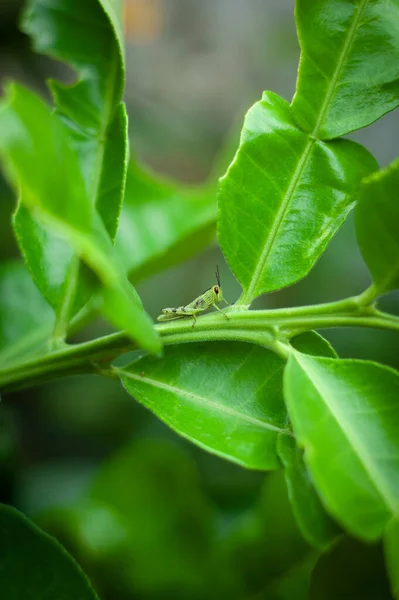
[214,285,219,294]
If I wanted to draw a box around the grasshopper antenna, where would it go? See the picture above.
[216,265,221,287]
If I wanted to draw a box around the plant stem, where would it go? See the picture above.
[1,289,398,394]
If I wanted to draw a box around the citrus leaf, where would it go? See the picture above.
[0,261,54,367]
[218,92,376,304]
[119,332,336,470]
[115,159,216,283]
[284,353,399,540]
[0,504,99,600]
[277,434,340,550]
[0,83,160,354]
[14,0,128,329]
[292,0,399,139]
[356,158,399,295]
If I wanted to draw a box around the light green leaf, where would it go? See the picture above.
[23,0,125,133]
[356,158,399,295]
[277,435,340,550]
[0,83,160,354]
[14,0,128,328]
[119,332,336,470]
[115,159,216,283]
[384,518,399,599]
[284,353,399,540]
[0,504,99,599]
[291,0,399,140]
[120,341,289,470]
[218,92,376,305]
[0,261,54,367]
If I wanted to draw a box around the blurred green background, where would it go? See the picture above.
[1,1,398,598]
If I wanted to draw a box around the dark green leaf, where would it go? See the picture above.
[115,159,216,283]
[292,0,399,139]
[284,353,399,540]
[119,332,336,470]
[310,537,393,600]
[384,519,399,599]
[223,471,316,598]
[90,439,214,595]
[356,158,399,294]
[277,435,340,550]
[0,504,99,599]
[218,92,376,305]
[0,84,160,353]
[0,261,54,366]
[14,0,128,325]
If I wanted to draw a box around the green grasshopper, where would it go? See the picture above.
[157,266,229,326]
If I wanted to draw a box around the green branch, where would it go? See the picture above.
[1,288,398,393]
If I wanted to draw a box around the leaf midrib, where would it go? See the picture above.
[52,8,121,333]
[296,354,397,514]
[121,370,289,434]
[240,0,368,305]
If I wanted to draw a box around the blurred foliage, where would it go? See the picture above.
[0,0,398,598]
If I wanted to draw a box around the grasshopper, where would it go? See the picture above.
[157,266,229,327]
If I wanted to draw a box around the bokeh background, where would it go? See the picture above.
[1,1,399,598]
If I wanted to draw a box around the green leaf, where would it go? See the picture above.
[284,353,399,541]
[115,159,216,283]
[218,92,376,305]
[277,435,340,550]
[14,0,128,327]
[0,504,99,599]
[310,537,392,600]
[292,0,399,140]
[384,519,399,599]
[22,0,126,231]
[119,332,336,470]
[0,83,160,354]
[120,342,289,470]
[0,261,54,366]
[356,158,399,295]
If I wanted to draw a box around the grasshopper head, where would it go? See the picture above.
[213,265,223,303]
[212,284,223,303]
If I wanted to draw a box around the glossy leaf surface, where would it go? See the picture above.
[14,0,127,322]
[120,332,335,470]
[284,353,399,540]
[121,341,289,470]
[0,504,99,600]
[0,84,160,353]
[356,158,399,294]
[115,160,216,282]
[218,92,376,304]
[384,519,399,600]
[0,261,54,367]
[292,0,399,140]
[277,434,340,550]
[22,0,126,235]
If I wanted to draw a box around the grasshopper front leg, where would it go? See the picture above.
[212,303,229,320]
